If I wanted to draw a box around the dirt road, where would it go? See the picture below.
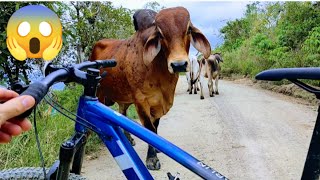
[82,76,318,180]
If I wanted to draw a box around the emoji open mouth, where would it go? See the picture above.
[30,37,40,54]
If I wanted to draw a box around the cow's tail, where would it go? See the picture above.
[191,76,199,85]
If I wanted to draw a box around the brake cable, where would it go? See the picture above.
[43,91,103,133]
[32,90,102,180]
[33,107,47,179]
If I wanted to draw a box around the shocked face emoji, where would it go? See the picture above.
[6,5,62,61]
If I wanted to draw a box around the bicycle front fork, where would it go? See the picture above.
[46,132,88,180]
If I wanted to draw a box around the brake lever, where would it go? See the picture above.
[43,62,62,77]
[10,81,29,95]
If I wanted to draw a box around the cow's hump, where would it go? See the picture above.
[133,9,157,31]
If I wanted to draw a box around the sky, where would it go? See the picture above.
[110,0,249,56]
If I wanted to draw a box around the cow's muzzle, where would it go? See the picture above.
[170,61,188,72]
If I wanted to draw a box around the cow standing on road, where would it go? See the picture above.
[186,55,200,94]
[199,53,223,99]
[90,7,211,170]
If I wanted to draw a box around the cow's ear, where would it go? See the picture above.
[143,30,161,66]
[190,24,211,59]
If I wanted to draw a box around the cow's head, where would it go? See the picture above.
[214,53,223,63]
[143,7,211,74]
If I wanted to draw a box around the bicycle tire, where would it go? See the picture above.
[0,167,87,180]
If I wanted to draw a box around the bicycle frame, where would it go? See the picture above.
[61,95,227,180]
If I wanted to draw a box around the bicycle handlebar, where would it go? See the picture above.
[17,60,117,118]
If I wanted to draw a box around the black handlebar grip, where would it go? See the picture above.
[99,60,117,68]
[17,82,49,119]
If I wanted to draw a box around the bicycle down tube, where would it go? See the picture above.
[75,96,228,180]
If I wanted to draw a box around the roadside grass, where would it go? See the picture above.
[0,85,138,169]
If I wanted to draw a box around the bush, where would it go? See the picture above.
[302,26,320,67]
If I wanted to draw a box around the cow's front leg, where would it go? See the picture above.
[199,74,205,99]
[186,72,191,93]
[193,81,197,94]
[119,103,135,146]
[208,74,214,97]
[189,80,193,94]
[215,76,219,95]
[153,118,161,153]
[145,118,161,170]
[136,104,161,170]
[196,81,200,91]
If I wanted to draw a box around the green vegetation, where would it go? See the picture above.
[218,2,320,86]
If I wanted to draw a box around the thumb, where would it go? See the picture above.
[0,96,35,126]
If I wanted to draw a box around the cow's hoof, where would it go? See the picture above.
[215,91,219,95]
[129,138,136,146]
[197,88,200,91]
[210,94,214,97]
[126,137,135,146]
[194,91,197,94]
[187,89,190,92]
[189,91,192,94]
[200,96,204,100]
[125,133,136,146]
[146,157,161,170]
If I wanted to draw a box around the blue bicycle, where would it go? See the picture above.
[2,60,319,180]
[0,60,227,180]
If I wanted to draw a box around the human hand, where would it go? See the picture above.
[0,88,35,143]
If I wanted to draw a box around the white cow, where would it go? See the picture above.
[186,55,200,94]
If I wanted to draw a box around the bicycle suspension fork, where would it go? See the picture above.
[46,132,88,180]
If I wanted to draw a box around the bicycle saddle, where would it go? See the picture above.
[256,67,320,81]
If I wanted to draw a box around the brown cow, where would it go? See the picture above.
[90,7,211,170]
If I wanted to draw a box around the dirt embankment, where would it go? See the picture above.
[223,74,319,106]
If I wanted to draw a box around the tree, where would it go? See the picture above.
[69,1,135,63]
[143,1,165,12]
[217,1,320,81]
[276,2,320,50]
[220,18,250,50]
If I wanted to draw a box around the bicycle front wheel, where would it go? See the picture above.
[0,167,87,180]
